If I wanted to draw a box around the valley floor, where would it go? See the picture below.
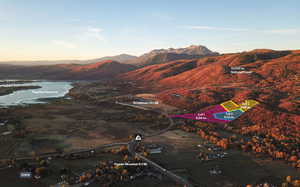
[0,81,298,187]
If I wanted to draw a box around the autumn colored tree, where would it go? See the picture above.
[286,176,292,183]
[293,180,300,187]
[79,175,87,183]
[123,155,129,162]
[119,145,128,153]
[143,151,149,157]
[35,167,47,177]
[289,155,298,162]
[217,139,229,150]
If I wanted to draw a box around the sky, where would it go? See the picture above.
[1,0,300,61]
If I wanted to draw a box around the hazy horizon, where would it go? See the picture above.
[1,45,300,64]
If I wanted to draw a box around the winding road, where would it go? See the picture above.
[116,99,193,187]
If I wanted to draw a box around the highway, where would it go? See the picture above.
[127,140,193,187]
[0,142,129,163]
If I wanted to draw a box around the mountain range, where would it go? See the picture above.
[0,45,217,66]
[121,49,298,90]
[0,45,218,79]
[125,45,219,66]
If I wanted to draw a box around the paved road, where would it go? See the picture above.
[0,142,129,162]
[146,111,176,138]
[115,101,150,111]
[127,140,193,187]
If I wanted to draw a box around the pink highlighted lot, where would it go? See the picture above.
[170,105,230,124]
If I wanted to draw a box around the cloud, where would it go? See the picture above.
[84,26,105,41]
[186,26,249,32]
[52,40,77,49]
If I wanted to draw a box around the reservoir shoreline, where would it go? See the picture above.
[0,86,41,96]
[0,80,73,107]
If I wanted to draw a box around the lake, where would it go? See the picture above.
[0,80,73,107]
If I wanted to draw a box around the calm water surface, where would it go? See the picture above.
[0,80,73,107]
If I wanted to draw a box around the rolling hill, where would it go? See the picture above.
[121,49,299,91]
[0,60,137,80]
[120,49,300,145]
[55,60,137,80]
[0,54,137,66]
[90,54,138,64]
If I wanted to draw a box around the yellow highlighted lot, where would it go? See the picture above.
[220,100,241,111]
[239,100,259,112]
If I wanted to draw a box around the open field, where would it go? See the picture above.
[0,83,171,158]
